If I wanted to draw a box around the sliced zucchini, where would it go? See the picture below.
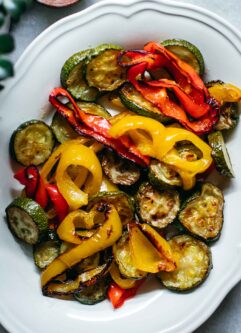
[178,183,224,241]
[215,102,239,131]
[60,49,99,102]
[175,141,203,161]
[10,120,55,166]
[74,276,110,305]
[208,131,234,178]
[74,253,100,273]
[33,240,60,269]
[161,39,205,76]
[113,232,147,280]
[135,182,180,229]
[119,83,172,124]
[157,234,212,291]
[85,44,126,91]
[148,159,182,189]
[87,191,134,226]
[101,149,141,186]
[51,102,110,143]
[5,197,48,245]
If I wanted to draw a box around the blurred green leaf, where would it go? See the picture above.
[2,0,32,21]
[0,33,14,53]
[0,11,4,27]
[0,58,14,80]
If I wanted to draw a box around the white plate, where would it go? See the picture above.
[1,1,241,332]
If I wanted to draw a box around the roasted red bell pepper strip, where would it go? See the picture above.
[45,184,69,222]
[14,166,48,208]
[49,88,149,167]
[108,280,144,309]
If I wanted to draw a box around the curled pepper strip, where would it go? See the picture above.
[49,87,149,167]
[109,115,213,189]
[41,204,122,287]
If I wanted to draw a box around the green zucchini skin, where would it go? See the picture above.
[85,44,126,92]
[101,149,141,186]
[157,234,212,291]
[148,159,182,190]
[113,232,147,280]
[33,240,60,269]
[60,49,100,102]
[5,197,48,245]
[208,131,234,178]
[10,120,55,166]
[119,83,172,124]
[161,39,205,76]
[87,191,134,227]
[178,183,224,242]
[135,182,180,229]
[74,276,110,305]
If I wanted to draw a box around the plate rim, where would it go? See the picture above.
[1,1,241,333]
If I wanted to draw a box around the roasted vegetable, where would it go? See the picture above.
[5,197,48,245]
[178,183,224,241]
[113,232,147,280]
[148,159,182,189]
[208,131,234,178]
[161,39,205,75]
[34,240,60,269]
[119,83,172,124]
[215,103,239,131]
[135,182,180,229]
[85,44,126,91]
[10,120,55,166]
[157,234,212,291]
[101,149,141,186]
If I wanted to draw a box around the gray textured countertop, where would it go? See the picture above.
[2,0,241,332]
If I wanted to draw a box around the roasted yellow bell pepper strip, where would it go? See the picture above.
[41,204,122,287]
[56,143,102,210]
[57,209,96,244]
[128,223,176,273]
[110,263,138,289]
[208,83,241,104]
[109,116,212,190]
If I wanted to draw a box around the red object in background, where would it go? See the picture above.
[108,280,144,309]
[36,0,79,7]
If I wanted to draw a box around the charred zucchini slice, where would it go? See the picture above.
[175,141,203,161]
[60,49,99,102]
[74,276,110,305]
[33,240,60,269]
[215,102,239,131]
[178,183,224,241]
[208,131,234,178]
[119,83,172,124]
[161,39,205,76]
[5,197,48,245]
[148,159,182,189]
[85,44,126,91]
[10,120,55,166]
[113,232,147,280]
[101,149,141,186]
[87,191,134,226]
[158,234,212,291]
[135,182,180,229]
[51,102,110,143]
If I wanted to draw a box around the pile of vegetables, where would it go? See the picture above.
[6,39,241,308]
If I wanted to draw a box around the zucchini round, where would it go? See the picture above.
[157,234,212,291]
[74,276,110,305]
[208,131,234,178]
[85,44,126,91]
[60,49,99,102]
[178,182,224,241]
[113,232,147,280]
[51,112,79,143]
[87,191,134,226]
[5,197,48,245]
[161,39,205,76]
[10,120,55,166]
[148,159,182,189]
[136,182,180,229]
[215,102,239,131]
[101,149,141,186]
[33,240,60,269]
[119,83,172,124]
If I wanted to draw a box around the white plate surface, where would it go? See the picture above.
[0,1,241,333]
